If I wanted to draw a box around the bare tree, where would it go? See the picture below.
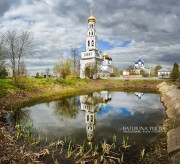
[19,60,27,76]
[0,37,8,78]
[1,34,7,70]
[126,65,135,75]
[0,43,5,69]
[70,46,80,76]
[53,59,71,79]
[1,30,34,84]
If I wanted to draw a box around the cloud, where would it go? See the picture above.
[0,0,180,74]
[0,0,20,17]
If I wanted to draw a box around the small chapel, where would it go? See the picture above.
[80,11,113,78]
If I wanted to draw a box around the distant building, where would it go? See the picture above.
[158,68,171,78]
[133,58,150,76]
[122,69,130,76]
[100,53,113,77]
[134,59,145,69]
[6,68,13,77]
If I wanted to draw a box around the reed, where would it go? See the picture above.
[93,143,98,156]
[79,144,84,156]
[140,148,145,159]
[68,141,73,158]
[122,136,131,150]
[121,153,124,162]
[113,134,117,143]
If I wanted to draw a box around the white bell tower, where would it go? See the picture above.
[80,10,102,78]
[86,10,98,51]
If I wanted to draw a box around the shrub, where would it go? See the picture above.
[16,76,37,91]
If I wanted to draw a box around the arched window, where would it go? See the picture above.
[92,24,93,28]
[91,115,93,122]
[92,40,94,46]
[89,32,90,35]
[92,31,93,35]
[88,40,90,46]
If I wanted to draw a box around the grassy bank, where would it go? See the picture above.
[0,77,164,110]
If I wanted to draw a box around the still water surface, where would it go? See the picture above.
[18,91,165,146]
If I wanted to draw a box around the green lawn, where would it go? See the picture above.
[0,79,15,98]
[0,79,14,89]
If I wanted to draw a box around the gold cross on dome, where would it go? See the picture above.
[90,9,93,15]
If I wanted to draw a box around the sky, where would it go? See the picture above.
[0,0,180,74]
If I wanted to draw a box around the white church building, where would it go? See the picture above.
[133,58,150,76]
[80,12,113,78]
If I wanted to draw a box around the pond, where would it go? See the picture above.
[8,91,166,163]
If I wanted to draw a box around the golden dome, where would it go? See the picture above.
[88,15,96,22]
[103,53,108,57]
[102,102,107,106]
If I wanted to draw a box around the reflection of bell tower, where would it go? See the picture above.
[80,92,101,141]
[80,91,112,141]
[86,111,95,141]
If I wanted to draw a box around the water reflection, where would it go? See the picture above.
[80,91,112,141]
[55,97,79,119]
[13,91,165,145]
[134,92,144,102]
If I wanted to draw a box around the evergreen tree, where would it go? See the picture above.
[0,67,8,78]
[35,72,40,78]
[170,62,179,81]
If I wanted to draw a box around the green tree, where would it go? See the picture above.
[85,66,91,78]
[84,62,99,78]
[140,70,146,77]
[0,67,8,78]
[154,65,162,75]
[112,66,119,77]
[119,70,123,76]
[170,62,179,81]
[53,59,71,78]
[35,72,40,78]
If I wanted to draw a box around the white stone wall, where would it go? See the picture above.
[158,71,171,78]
